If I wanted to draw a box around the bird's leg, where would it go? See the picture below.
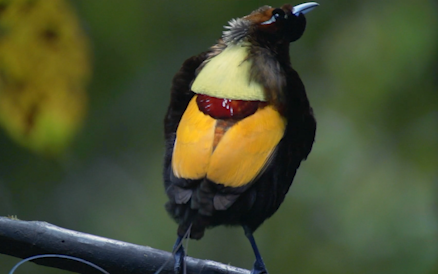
[243,226,268,274]
[173,235,186,274]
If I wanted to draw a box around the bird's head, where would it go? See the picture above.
[223,2,318,47]
[192,3,319,105]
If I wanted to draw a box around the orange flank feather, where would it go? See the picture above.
[207,105,286,187]
[172,95,286,187]
[172,97,216,179]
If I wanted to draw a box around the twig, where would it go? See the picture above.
[0,217,250,274]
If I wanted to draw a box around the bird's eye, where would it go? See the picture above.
[272,8,285,19]
[261,8,286,25]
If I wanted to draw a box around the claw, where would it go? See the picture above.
[251,258,268,274]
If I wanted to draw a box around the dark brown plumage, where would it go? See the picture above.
[163,3,318,274]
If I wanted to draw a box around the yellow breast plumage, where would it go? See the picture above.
[191,43,267,101]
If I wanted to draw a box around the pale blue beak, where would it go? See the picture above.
[293,2,319,16]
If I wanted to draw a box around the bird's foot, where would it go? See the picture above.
[250,259,268,274]
[244,226,268,274]
[173,235,186,274]
[174,247,186,274]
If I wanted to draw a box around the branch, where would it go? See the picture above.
[0,217,250,274]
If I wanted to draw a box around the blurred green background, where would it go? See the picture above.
[1,0,438,273]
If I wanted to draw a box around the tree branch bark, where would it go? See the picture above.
[0,216,249,274]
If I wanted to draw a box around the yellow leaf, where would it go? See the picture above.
[0,0,91,156]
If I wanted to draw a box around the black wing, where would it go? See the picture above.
[238,65,316,232]
[164,52,209,140]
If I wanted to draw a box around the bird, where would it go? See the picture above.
[163,2,318,274]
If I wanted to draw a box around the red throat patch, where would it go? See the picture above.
[196,94,267,119]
